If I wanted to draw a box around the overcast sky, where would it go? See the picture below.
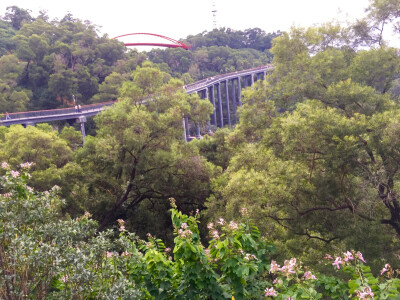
[0,0,373,45]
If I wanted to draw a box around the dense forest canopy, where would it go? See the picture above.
[3,0,400,298]
[0,6,276,113]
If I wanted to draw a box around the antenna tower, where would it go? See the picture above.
[212,0,217,29]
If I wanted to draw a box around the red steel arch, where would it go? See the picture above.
[113,33,191,50]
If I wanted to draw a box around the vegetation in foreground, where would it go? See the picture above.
[1,168,399,299]
[1,0,400,298]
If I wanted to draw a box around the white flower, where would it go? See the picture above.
[211,230,220,239]
[303,271,317,280]
[228,221,239,230]
[10,170,19,178]
[217,218,225,225]
[20,162,34,169]
[269,260,280,273]
[51,185,60,191]
[244,253,258,261]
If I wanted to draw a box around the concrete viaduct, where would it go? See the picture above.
[0,65,273,141]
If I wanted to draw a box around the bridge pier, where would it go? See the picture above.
[184,117,190,138]
[225,80,231,127]
[217,83,223,128]
[231,79,237,124]
[195,122,201,139]
[209,86,217,126]
[76,116,87,143]
[182,118,187,142]
[237,77,242,106]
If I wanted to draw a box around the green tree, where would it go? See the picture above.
[0,124,85,214]
[76,66,214,238]
[90,71,123,103]
[352,0,400,47]
[206,22,400,269]
[0,20,16,56]
[3,6,33,30]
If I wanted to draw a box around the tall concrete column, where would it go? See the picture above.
[182,118,187,142]
[201,88,208,99]
[185,117,190,138]
[225,80,231,127]
[194,92,202,138]
[204,88,211,132]
[209,85,217,126]
[237,76,242,106]
[231,79,237,125]
[195,123,201,139]
[217,83,223,128]
[251,73,254,85]
[77,116,87,143]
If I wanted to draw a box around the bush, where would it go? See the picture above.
[0,164,398,299]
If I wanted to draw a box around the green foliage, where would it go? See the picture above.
[269,251,400,299]
[0,8,127,111]
[147,45,272,81]
[184,27,278,52]
[1,170,399,299]
[75,65,215,238]
[0,165,142,299]
[0,169,274,299]
[0,20,16,56]
[202,14,400,271]
[193,127,234,170]
[1,5,278,111]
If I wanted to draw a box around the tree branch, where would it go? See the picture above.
[296,205,352,216]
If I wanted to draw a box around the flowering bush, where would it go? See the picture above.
[128,199,275,299]
[0,163,141,299]
[266,250,400,299]
[0,164,399,299]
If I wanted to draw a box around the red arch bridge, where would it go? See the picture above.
[112,33,191,50]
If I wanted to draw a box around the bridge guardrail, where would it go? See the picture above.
[1,101,115,122]
[184,65,273,94]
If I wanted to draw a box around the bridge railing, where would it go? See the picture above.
[2,101,115,121]
[184,65,273,94]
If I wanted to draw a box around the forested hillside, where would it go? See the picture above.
[2,1,400,299]
[0,6,275,113]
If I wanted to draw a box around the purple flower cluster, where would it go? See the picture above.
[355,286,374,299]
[269,258,300,278]
[264,287,277,297]
[177,222,193,238]
[325,250,366,270]
[380,263,391,276]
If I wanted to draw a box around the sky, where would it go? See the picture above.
[0,0,374,47]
